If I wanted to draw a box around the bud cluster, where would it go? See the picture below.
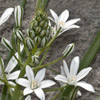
[27,11,52,48]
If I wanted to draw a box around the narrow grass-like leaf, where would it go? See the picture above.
[79,31,100,71]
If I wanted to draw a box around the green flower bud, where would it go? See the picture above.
[62,43,75,57]
[14,5,23,28]
[32,55,39,65]
[41,37,47,47]
[40,30,46,38]
[15,29,24,42]
[34,36,41,44]
[1,37,13,51]
[35,27,41,34]
[39,20,45,27]
[26,37,34,50]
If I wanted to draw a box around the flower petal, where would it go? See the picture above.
[76,81,95,93]
[61,66,65,76]
[63,60,70,79]
[70,56,79,76]
[76,67,92,82]
[5,53,18,73]
[16,78,30,88]
[26,65,34,83]
[59,9,69,22]
[34,88,45,100]
[0,8,14,26]
[55,75,67,83]
[65,18,80,28]
[6,70,20,80]
[77,90,82,96]
[24,87,33,95]
[40,80,55,89]
[58,25,80,36]
[35,68,46,83]
[25,95,31,100]
[50,9,59,23]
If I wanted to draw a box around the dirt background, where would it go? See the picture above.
[0,0,100,100]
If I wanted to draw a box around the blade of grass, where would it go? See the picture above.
[79,31,100,71]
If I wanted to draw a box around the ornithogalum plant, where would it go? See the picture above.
[1,0,100,100]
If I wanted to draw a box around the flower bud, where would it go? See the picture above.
[27,29,35,38]
[32,55,39,65]
[1,37,13,51]
[15,29,24,42]
[62,43,75,57]
[26,37,34,50]
[35,27,41,34]
[40,30,46,38]
[34,36,41,44]
[14,5,23,28]
[41,37,47,47]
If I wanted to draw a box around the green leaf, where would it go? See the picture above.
[1,85,8,100]
[59,85,75,100]
[20,0,27,9]
[79,31,100,71]
[96,96,100,100]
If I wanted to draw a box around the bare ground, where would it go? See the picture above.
[0,0,100,100]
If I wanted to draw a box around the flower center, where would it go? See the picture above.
[31,80,38,89]
[69,76,76,84]
[58,21,65,27]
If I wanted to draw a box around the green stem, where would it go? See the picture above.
[1,85,7,100]
[46,67,60,74]
[0,57,7,82]
[44,86,65,92]
[51,90,63,100]
[39,46,50,66]
[79,31,100,71]
[34,56,64,70]
[20,0,27,9]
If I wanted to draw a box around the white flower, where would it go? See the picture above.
[0,44,24,85]
[0,55,20,85]
[16,66,55,100]
[25,95,31,100]
[55,56,95,93]
[0,8,14,26]
[49,9,80,36]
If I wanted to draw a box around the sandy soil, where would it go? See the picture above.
[0,0,100,100]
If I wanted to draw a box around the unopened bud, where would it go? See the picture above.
[62,43,75,57]
[34,36,41,44]
[14,5,23,28]
[1,37,13,51]
[15,29,24,41]
[41,37,47,47]
[32,55,39,65]
[40,30,46,38]
[26,37,34,50]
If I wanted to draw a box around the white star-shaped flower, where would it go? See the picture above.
[55,56,95,93]
[16,66,55,100]
[0,8,14,26]
[49,9,80,36]
[0,54,20,86]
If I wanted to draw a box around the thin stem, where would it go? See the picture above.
[34,56,64,70]
[44,86,65,92]
[20,0,27,9]
[39,46,50,66]
[51,90,63,100]
[46,67,60,74]
[0,57,7,82]
[18,41,21,62]
[0,78,6,83]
